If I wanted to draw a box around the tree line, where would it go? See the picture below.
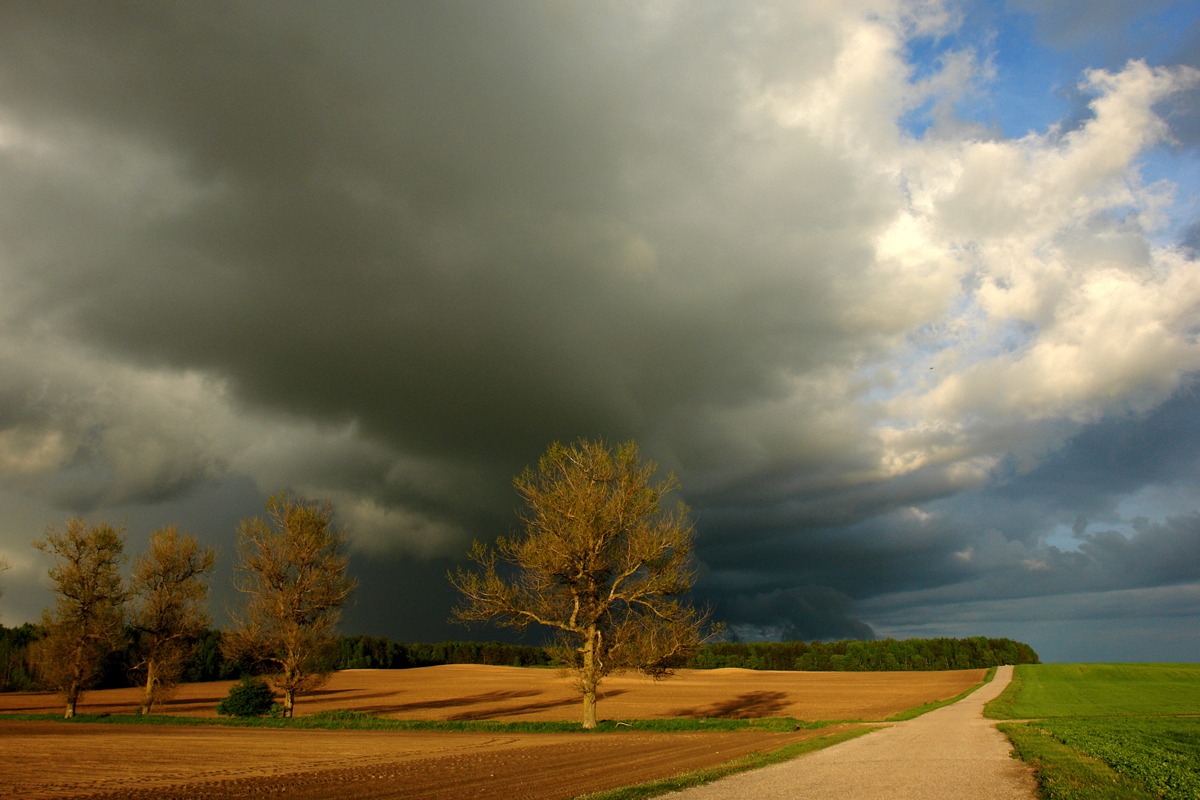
[0,624,1037,695]
[338,636,553,669]
[687,637,1039,671]
[0,439,1038,727]
[0,627,554,692]
[7,493,354,718]
[336,634,1039,671]
[4,439,709,726]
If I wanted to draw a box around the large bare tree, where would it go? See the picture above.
[128,526,216,714]
[451,439,716,728]
[225,494,356,717]
[33,519,128,718]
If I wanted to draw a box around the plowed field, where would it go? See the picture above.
[0,666,985,799]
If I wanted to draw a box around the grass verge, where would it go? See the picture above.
[984,664,1022,719]
[574,726,875,800]
[999,722,1156,800]
[0,710,836,734]
[1017,717,1200,800]
[992,665,1200,800]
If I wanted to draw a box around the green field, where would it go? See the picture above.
[988,664,1200,800]
[988,663,1200,718]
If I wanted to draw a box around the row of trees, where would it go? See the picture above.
[23,494,355,718]
[4,439,1039,728]
[688,637,1039,671]
[338,636,553,669]
[0,625,554,691]
[8,440,714,728]
[0,625,257,693]
[0,622,42,691]
[2,626,1041,694]
[338,635,1039,672]
[34,521,215,717]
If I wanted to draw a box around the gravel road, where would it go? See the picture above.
[665,664,1036,799]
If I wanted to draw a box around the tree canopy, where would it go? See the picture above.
[225,494,356,717]
[451,439,715,728]
[33,519,128,718]
[128,526,216,714]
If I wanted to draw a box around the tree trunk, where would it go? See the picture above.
[582,685,597,729]
[141,658,157,715]
[64,684,78,719]
[64,650,84,718]
[283,686,295,718]
[581,627,599,730]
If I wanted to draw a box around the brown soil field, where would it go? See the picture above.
[0,664,984,721]
[1,722,848,800]
[0,666,985,799]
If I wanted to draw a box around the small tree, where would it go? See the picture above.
[33,519,128,718]
[225,494,356,718]
[451,439,716,728]
[216,676,276,717]
[128,526,216,714]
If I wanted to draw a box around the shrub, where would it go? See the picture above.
[217,676,276,717]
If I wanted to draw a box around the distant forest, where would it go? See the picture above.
[0,622,1038,692]
[688,637,1040,671]
[334,634,1040,672]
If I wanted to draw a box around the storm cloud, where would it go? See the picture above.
[1,1,1198,661]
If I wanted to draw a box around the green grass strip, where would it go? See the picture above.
[984,663,1023,719]
[999,722,1156,800]
[988,664,1200,719]
[574,726,876,800]
[992,665,1200,798]
[1027,717,1200,800]
[0,710,839,734]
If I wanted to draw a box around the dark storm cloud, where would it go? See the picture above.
[720,586,876,642]
[692,382,1200,644]
[0,1,869,470]
[992,385,1200,513]
[845,390,1200,653]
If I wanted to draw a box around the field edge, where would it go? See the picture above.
[573,725,877,800]
[991,664,1200,800]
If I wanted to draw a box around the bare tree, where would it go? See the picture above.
[225,494,356,717]
[128,526,216,714]
[451,439,717,729]
[33,519,127,718]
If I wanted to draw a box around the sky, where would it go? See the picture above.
[1,0,1198,664]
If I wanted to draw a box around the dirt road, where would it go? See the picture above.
[664,665,1036,799]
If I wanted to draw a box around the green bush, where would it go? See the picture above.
[217,677,276,717]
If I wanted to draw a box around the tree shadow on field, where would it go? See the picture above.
[365,689,544,715]
[299,687,360,698]
[298,689,409,705]
[673,691,791,719]
[448,689,630,721]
